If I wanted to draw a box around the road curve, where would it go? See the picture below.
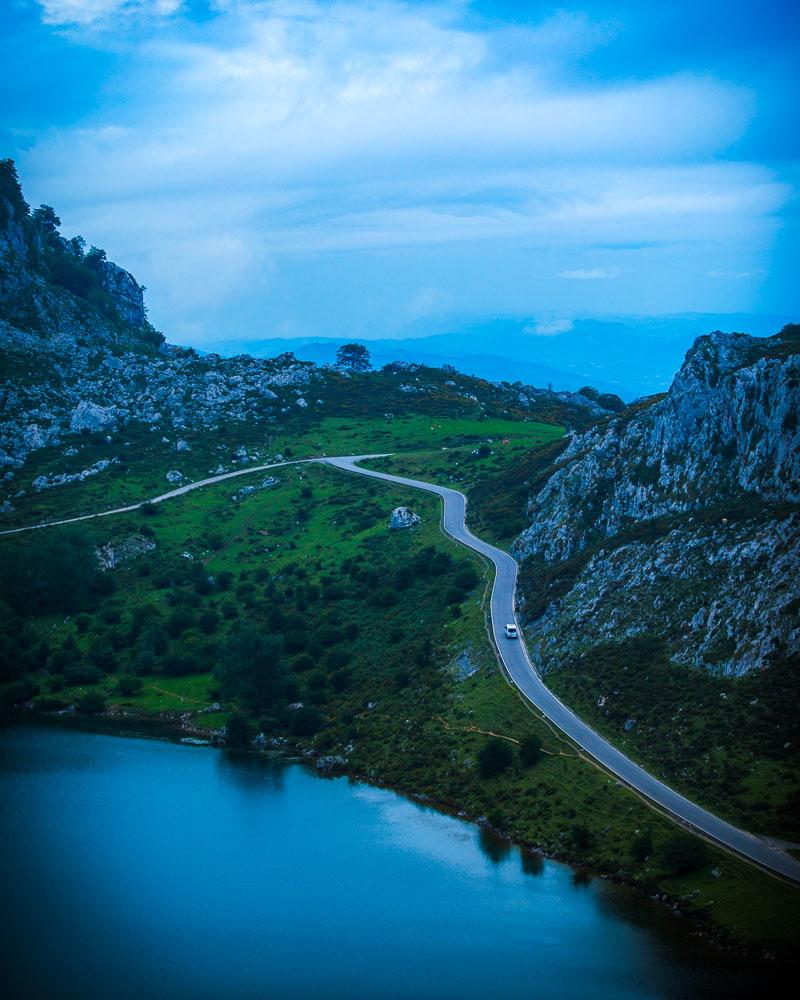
[324,456,800,885]
[3,451,799,883]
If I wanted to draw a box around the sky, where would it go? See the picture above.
[1,0,798,346]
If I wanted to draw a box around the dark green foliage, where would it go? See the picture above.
[519,735,544,768]
[116,674,143,696]
[659,833,708,876]
[597,392,625,413]
[571,824,593,851]
[2,526,100,614]
[77,690,106,715]
[63,663,104,686]
[630,828,653,862]
[215,626,287,713]
[225,713,252,748]
[469,437,570,541]
[477,738,514,778]
[288,706,323,736]
[1,676,39,706]
[335,343,371,372]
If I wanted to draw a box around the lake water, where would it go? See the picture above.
[0,719,776,999]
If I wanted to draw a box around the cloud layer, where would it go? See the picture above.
[12,0,795,341]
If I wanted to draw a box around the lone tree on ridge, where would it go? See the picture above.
[335,343,371,372]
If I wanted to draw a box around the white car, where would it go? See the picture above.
[504,623,518,639]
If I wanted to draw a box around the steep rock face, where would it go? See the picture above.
[514,328,800,675]
[515,329,800,564]
[99,260,147,329]
[0,160,156,350]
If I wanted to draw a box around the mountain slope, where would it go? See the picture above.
[509,327,800,837]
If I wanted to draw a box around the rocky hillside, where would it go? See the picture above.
[0,161,613,478]
[514,326,800,676]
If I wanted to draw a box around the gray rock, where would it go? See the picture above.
[96,534,156,570]
[69,400,115,433]
[390,506,421,530]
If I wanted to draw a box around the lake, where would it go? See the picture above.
[0,719,775,999]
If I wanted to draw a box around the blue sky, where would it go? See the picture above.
[1,0,798,345]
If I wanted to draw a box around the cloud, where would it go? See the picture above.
[524,317,574,336]
[18,0,792,339]
[559,267,620,280]
[37,0,183,26]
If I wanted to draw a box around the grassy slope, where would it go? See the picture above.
[2,416,798,954]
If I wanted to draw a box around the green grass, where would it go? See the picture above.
[2,424,798,955]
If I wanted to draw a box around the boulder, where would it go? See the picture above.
[390,506,421,530]
[69,401,115,433]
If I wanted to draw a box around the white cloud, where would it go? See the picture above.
[20,1,790,339]
[524,317,574,336]
[559,267,620,280]
[38,0,183,26]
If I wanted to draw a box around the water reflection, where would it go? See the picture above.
[477,826,511,864]
[520,847,544,877]
[215,749,287,794]
[572,868,592,888]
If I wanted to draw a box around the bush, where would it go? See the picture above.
[659,833,708,876]
[571,824,593,851]
[519,735,544,768]
[77,690,106,715]
[1,677,39,706]
[630,829,653,863]
[477,738,514,778]
[289,706,323,737]
[63,663,103,686]
[4,526,100,614]
[116,674,143,696]
[225,713,252,749]
[214,626,287,713]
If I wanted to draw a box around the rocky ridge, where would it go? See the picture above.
[514,327,800,676]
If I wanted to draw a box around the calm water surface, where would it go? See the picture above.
[0,720,777,999]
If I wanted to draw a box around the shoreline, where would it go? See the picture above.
[4,704,796,966]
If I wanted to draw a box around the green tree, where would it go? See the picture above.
[659,833,708,876]
[477,738,514,778]
[289,706,323,736]
[518,735,544,768]
[225,713,252,749]
[335,343,371,372]
[215,626,286,713]
[6,526,100,614]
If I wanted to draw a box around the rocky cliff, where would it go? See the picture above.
[1,160,153,349]
[514,327,800,676]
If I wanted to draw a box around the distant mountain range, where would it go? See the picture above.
[202,313,795,401]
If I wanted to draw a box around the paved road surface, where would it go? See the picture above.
[4,451,799,883]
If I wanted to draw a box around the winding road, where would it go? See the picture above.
[4,452,800,884]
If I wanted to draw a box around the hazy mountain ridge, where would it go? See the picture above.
[513,326,800,676]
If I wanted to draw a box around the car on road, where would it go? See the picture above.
[504,623,518,639]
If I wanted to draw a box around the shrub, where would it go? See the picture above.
[477,738,514,778]
[63,663,103,686]
[630,829,653,863]
[659,834,708,876]
[519,735,544,768]
[225,713,252,749]
[289,706,323,736]
[116,674,143,696]
[78,690,106,715]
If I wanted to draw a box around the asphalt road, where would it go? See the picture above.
[324,456,800,884]
[4,451,799,882]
